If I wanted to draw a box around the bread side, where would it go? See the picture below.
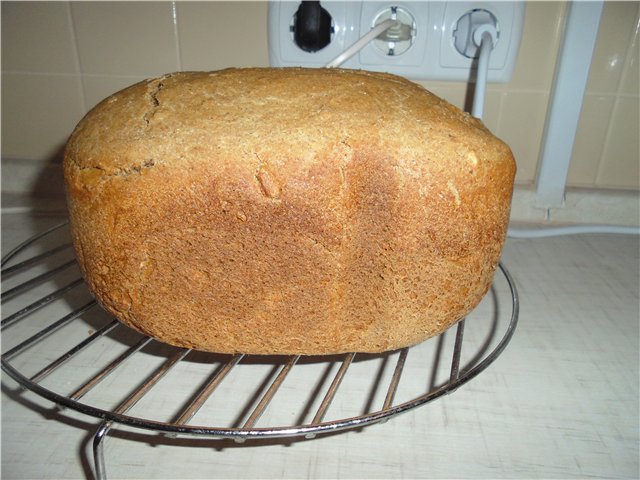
[64,68,515,355]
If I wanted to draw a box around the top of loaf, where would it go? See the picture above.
[64,68,511,176]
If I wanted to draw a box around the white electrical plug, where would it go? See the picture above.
[371,6,416,56]
[453,9,499,58]
[469,16,499,119]
[473,23,498,50]
[325,19,398,68]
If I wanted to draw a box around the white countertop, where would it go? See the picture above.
[2,210,639,479]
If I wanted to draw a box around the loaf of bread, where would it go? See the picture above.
[64,68,515,355]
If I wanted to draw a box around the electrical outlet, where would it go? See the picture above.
[268,2,359,67]
[357,2,429,71]
[268,1,525,82]
[436,2,524,79]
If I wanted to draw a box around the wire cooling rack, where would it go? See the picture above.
[1,221,518,480]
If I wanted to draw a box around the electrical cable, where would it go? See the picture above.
[471,30,495,119]
[325,19,399,68]
[507,224,640,238]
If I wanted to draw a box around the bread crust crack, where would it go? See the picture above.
[143,76,168,126]
[74,159,156,178]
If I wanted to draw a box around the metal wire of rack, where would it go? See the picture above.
[1,221,519,480]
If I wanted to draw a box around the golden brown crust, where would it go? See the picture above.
[64,67,515,355]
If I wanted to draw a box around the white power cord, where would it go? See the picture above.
[507,224,640,238]
[325,19,399,68]
[471,27,497,119]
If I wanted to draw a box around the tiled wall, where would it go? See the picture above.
[568,1,639,189]
[1,1,269,169]
[2,1,638,193]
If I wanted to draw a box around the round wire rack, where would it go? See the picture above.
[1,221,519,479]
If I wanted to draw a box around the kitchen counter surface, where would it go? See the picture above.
[2,210,638,479]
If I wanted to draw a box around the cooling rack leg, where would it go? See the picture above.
[448,319,466,390]
[93,421,112,480]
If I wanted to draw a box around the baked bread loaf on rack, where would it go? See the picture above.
[64,68,515,355]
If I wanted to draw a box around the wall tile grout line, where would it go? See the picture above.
[2,71,80,77]
[1,71,169,82]
[495,90,507,150]
[593,95,621,186]
[65,1,87,115]
[613,8,639,97]
[171,1,183,71]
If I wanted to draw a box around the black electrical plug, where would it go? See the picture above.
[293,1,332,53]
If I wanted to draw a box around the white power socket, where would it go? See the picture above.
[268,1,525,82]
